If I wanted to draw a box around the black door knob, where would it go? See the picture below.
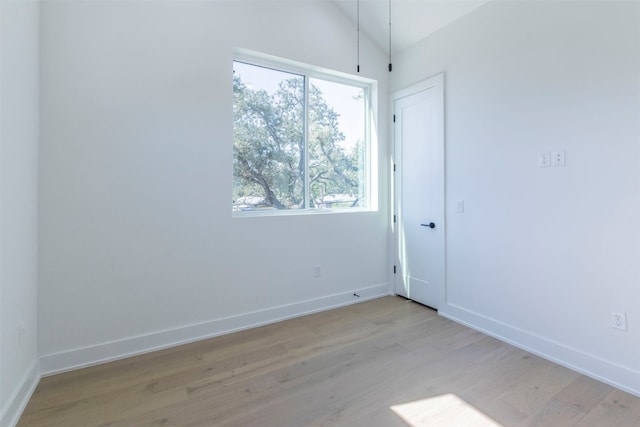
[420,222,436,229]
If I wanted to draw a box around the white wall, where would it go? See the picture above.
[38,0,391,372]
[392,1,640,393]
[0,0,40,424]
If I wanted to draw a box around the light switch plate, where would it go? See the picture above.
[538,151,551,168]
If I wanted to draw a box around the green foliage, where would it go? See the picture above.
[233,73,364,211]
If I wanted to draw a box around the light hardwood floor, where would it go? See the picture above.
[18,296,640,426]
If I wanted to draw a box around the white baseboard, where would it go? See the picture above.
[1,357,40,427]
[440,303,640,397]
[40,283,391,376]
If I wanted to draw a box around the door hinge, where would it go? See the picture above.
[393,163,396,172]
[393,214,396,223]
[393,114,396,123]
[393,265,397,274]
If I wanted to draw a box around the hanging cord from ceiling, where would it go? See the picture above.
[357,0,360,73]
[388,0,392,72]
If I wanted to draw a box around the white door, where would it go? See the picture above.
[393,74,445,309]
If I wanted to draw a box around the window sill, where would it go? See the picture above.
[232,207,376,218]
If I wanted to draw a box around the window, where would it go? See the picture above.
[233,54,373,214]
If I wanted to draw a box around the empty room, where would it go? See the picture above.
[1,0,639,425]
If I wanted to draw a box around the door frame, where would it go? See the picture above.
[391,73,446,308]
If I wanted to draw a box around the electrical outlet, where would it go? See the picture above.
[313,266,321,278]
[455,200,465,213]
[611,312,627,331]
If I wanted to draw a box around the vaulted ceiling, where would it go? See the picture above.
[332,0,491,54]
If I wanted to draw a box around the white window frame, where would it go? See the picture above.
[232,49,378,217]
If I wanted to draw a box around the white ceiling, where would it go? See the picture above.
[332,0,491,55]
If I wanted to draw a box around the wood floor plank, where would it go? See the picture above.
[17,296,640,427]
[497,361,581,416]
[574,388,640,427]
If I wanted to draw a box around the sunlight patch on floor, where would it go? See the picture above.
[390,393,503,427]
